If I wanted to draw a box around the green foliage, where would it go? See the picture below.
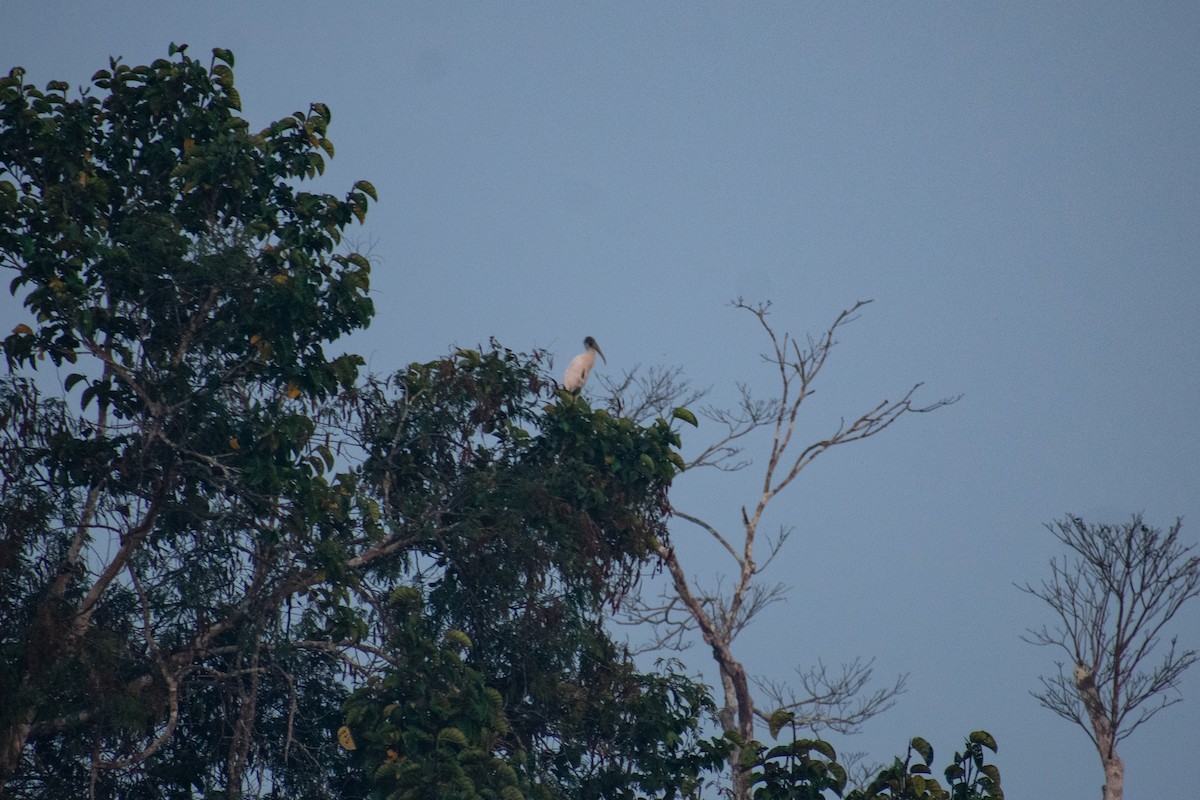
[845,731,1002,800]
[341,590,525,800]
[741,735,847,800]
[725,730,1002,800]
[0,44,376,797]
[348,346,714,799]
[0,47,374,389]
[342,590,725,800]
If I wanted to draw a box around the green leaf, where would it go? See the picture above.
[969,730,998,752]
[437,727,468,748]
[828,760,848,793]
[767,709,794,738]
[910,736,934,765]
[443,629,473,651]
[211,63,234,87]
[354,179,378,201]
[806,738,836,761]
[672,406,698,426]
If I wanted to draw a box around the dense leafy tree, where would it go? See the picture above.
[343,349,717,799]
[0,42,377,797]
[0,46,709,799]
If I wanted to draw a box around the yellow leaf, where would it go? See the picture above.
[249,334,261,345]
[272,274,289,285]
[183,138,195,154]
[337,725,356,750]
[285,383,301,399]
[229,438,240,450]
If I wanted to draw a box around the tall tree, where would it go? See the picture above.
[0,46,711,799]
[604,300,956,797]
[1021,514,1200,800]
[0,43,378,796]
[342,350,719,799]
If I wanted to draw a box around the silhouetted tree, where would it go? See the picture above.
[1021,514,1200,800]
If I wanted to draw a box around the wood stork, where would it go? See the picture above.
[562,336,606,391]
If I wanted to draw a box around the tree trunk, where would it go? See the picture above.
[717,663,754,800]
[1074,663,1123,800]
[0,708,34,785]
[658,543,757,799]
[1101,750,1124,800]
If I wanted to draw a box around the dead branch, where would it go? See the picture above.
[755,658,908,736]
[597,364,709,424]
[608,300,953,799]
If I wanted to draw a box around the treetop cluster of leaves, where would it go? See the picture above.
[0,45,1001,800]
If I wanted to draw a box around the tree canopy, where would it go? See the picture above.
[0,45,1001,800]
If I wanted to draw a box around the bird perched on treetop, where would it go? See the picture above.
[562,336,606,391]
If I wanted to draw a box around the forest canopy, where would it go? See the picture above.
[0,46,1000,800]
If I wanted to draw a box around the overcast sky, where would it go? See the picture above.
[4,3,1199,797]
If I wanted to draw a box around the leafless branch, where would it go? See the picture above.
[755,659,908,736]
[598,363,710,424]
[673,508,743,565]
[606,299,952,799]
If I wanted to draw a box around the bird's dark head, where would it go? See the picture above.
[583,336,606,363]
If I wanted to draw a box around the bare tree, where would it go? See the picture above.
[1021,514,1200,800]
[601,299,957,798]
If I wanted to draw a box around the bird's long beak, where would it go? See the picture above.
[595,344,606,363]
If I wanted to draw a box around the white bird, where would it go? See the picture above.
[562,336,606,391]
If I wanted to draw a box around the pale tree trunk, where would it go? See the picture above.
[657,541,755,799]
[1074,663,1123,800]
[1102,753,1124,800]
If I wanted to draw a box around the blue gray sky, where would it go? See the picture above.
[4,3,1198,797]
